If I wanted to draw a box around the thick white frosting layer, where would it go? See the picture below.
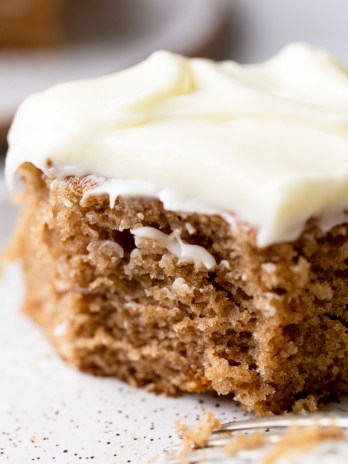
[6,43,348,246]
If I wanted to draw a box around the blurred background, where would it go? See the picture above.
[1,3,348,461]
[1,0,348,149]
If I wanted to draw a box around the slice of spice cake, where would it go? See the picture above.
[5,44,348,415]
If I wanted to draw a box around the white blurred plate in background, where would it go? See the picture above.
[0,0,229,132]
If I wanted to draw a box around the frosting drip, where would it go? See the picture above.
[6,43,348,246]
[131,227,216,270]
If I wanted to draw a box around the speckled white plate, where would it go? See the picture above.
[1,169,348,463]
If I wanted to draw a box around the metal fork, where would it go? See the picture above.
[162,414,348,463]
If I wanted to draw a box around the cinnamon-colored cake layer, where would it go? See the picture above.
[12,163,348,415]
[0,0,67,47]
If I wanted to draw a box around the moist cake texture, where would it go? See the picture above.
[5,44,348,414]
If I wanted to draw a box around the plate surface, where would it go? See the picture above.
[1,169,348,463]
[0,0,228,128]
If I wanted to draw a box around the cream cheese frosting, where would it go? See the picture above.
[130,227,217,270]
[6,43,348,246]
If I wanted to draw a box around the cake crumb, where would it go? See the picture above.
[175,410,221,453]
[292,395,318,413]
[263,424,343,464]
[224,431,266,455]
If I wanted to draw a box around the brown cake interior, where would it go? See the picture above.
[11,162,348,415]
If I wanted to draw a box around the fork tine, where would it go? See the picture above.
[166,446,267,464]
[216,413,348,433]
[162,413,348,464]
